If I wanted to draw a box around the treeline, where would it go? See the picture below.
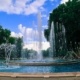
[0,25,23,59]
[44,0,80,52]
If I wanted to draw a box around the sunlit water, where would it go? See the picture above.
[0,63,80,73]
[0,59,80,73]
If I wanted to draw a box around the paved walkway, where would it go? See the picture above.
[0,72,80,80]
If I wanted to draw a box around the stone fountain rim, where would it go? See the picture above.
[0,72,80,78]
[8,60,80,66]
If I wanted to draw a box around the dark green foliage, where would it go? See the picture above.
[0,25,10,44]
[0,25,17,59]
[0,25,16,44]
[8,37,16,44]
[44,0,80,52]
[22,48,30,58]
[0,48,5,59]
[44,29,50,41]
[16,37,23,58]
[42,48,49,58]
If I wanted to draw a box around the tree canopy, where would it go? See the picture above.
[16,37,23,58]
[0,25,17,59]
[44,0,80,51]
[0,25,16,44]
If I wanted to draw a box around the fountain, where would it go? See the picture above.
[0,43,20,69]
[0,14,80,74]
[49,21,56,58]
[0,34,80,73]
[0,43,15,64]
[37,12,42,60]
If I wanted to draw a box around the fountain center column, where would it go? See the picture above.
[37,12,42,59]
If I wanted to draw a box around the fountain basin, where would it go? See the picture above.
[0,61,80,73]
[9,60,80,66]
[9,58,80,66]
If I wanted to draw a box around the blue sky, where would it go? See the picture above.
[0,0,68,50]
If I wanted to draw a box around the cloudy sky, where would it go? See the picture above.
[0,0,68,50]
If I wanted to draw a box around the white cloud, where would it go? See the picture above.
[18,24,26,34]
[24,0,46,15]
[61,0,68,4]
[10,32,23,38]
[18,24,34,42]
[10,23,49,50]
[23,42,50,50]
[18,24,47,42]
[11,24,49,50]
[0,0,46,15]
[42,42,50,50]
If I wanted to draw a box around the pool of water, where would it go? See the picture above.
[0,63,80,73]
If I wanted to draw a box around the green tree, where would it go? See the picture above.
[0,25,16,44]
[44,0,80,52]
[0,26,10,44]
[0,25,17,59]
[16,37,23,58]
[42,48,49,58]
[8,37,16,44]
